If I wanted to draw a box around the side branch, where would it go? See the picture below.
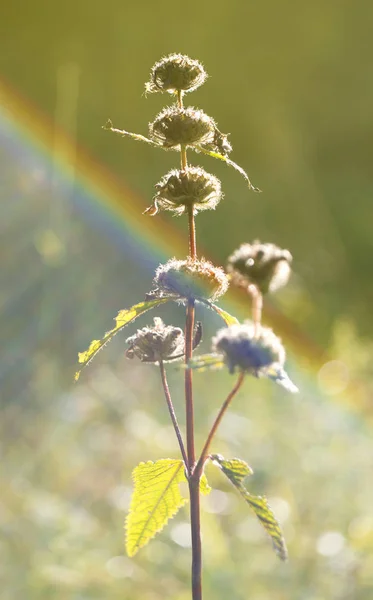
[248,284,263,337]
[194,372,245,479]
[159,361,188,467]
[102,120,160,148]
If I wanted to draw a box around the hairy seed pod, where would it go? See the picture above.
[148,258,229,302]
[227,241,292,294]
[145,53,207,95]
[212,323,285,375]
[149,106,215,149]
[149,166,222,216]
[125,317,185,363]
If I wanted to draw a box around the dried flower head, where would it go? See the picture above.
[145,54,207,95]
[125,317,185,363]
[188,322,298,392]
[145,166,222,216]
[148,258,229,302]
[213,323,285,375]
[189,322,298,392]
[227,241,293,294]
[149,106,216,149]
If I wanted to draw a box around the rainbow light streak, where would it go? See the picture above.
[2,77,367,419]
[0,80,185,273]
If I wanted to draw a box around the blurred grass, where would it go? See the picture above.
[1,1,373,598]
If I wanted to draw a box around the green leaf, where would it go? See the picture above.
[75,298,169,381]
[187,353,225,372]
[208,303,239,326]
[193,145,261,191]
[211,455,253,484]
[240,492,288,561]
[211,454,288,561]
[126,459,187,557]
[200,472,212,495]
[125,459,212,557]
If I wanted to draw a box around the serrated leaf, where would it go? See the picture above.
[75,298,169,381]
[125,459,212,557]
[211,454,287,561]
[126,459,187,557]
[200,473,211,495]
[240,491,288,560]
[211,455,253,484]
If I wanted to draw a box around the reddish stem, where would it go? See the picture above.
[188,207,197,260]
[178,86,201,599]
[185,298,201,600]
[194,372,245,479]
[185,299,196,470]
[189,476,202,600]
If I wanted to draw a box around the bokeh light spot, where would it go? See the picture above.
[203,489,231,514]
[317,360,349,395]
[34,228,66,266]
[170,522,192,548]
[268,497,291,523]
[105,555,135,579]
[317,531,345,556]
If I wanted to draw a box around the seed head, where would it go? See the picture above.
[212,323,285,375]
[147,166,222,216]
[148,258,229,302]
[125,317,185,363]
[145,53,207,95]
[149,106,215,149]
[227,241,292,294]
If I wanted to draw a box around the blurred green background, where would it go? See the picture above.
[1,1,373,599]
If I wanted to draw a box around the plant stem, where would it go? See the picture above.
[188,207,197,260]
[178,86,201,600]
[185,299,201,600]
[181,144,188,171]
[185,299,196,471]
[177,89,184,109]
[194,372,245,478]
[248,284,263,337]
[159,360,188,468]
[189,475,202,600]
[188,372,245,600]
[177,91,188,172]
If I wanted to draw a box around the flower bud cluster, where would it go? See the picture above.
[141,53,234,219]
[148,258,229,302]
[149,105,232,159]
[227,241,292,294]
[147,166,222,216]
[212,323,285,375]
[125,317,185,363]
[149,105,216,149]
[145,53,207,95]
